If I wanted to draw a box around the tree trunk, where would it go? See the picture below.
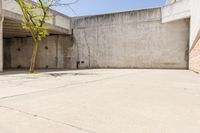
[29,41,38,73]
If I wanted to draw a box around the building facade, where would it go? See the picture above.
[0,0,200,73]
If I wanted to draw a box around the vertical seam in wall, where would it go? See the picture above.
[56,35,58,68]
[83,27,90,68]
[160,7,162,23]
[96,16,99,67]
[187,19,190,69]
[53,15,56,25]
[76,34,80,69]
[187,39,189,69]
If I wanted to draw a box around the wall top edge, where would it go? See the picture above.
[73,7,161,19]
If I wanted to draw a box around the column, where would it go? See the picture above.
[0,16,3,72]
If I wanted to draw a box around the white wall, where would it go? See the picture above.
[190,0,200,47]
[2,0,21,14]
[162,0,200,48]
[162,0,190,23]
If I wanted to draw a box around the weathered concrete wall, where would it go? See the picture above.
[3,35,76,69]
[72,8,189,69]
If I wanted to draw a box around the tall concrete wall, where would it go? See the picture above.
[161,0,200,73]
[72,8,189,69]
[3,35,76,69]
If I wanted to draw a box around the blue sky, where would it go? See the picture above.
[57,0,166,17]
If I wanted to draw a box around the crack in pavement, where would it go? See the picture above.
[0,73,134,101]
[0,105,96,133]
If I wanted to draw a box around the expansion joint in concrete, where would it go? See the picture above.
[0,105,96,133]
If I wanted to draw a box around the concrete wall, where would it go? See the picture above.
[3,35,76,69]
[189,0,200,47]
[161,0,200,73]
[73,8,189,69]
[1,0,71,32]
[162,0,190,23]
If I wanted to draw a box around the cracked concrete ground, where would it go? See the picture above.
[0,69,200,133]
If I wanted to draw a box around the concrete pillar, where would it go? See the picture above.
[0,16,3,72]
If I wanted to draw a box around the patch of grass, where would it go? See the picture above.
[26,72,40,74]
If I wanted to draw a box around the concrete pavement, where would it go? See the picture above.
[0,69,200,133]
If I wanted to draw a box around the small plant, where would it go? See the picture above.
[17,65,22,69]
[26,71,39,74]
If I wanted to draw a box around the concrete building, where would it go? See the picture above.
[0,0,200,73]
[0,0,75,70]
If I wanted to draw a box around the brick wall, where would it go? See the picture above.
[190,37,200,73]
